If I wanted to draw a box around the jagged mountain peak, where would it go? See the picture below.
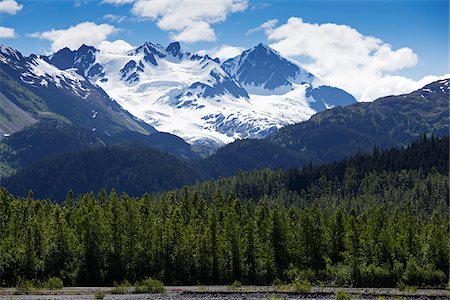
[222,43,314,94]
[166,42,181,56]
[41,41,356,147]
[0,44,24,66]
[0,45,155,138]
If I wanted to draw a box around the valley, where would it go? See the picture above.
[0,1,448,293]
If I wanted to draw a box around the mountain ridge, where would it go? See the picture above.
[47,41,357,147]
[1,78,448,198]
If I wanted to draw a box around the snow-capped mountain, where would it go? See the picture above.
[48,42,357,146]
[222,43,356,112]
[0,45,154,138]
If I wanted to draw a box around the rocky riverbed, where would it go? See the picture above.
[0,286,449,300]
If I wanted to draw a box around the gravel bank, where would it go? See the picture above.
[0,286,448,300]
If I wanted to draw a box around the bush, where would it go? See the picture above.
[335,290,352,300]
[231,280,242,287]
[111,280,131,294]
[45,277,63,290]
[402,259,446,287]
[328,263,352,286]
[287,267,316,282]
[14,278,42,295]
[111,285,128,294]
[397,282,417,293]
[359,264,392,287]
[291,280,312,292]
[134,277,165,293]
[93,290,106,299]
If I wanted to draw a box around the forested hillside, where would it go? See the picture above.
[269,79,449,163]
[3,135,447,202]
[1,136,448,287]
[2,143,199,199]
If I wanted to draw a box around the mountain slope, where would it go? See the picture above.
[1,75,447,200]
[222,43,356,114]
[0,119,200,178]
[0,119,103,176]
[196,78,449,173]
[1,143,199,200]
[2,134,447,203]
[270,78,450,163]
[49,42,252,146]
[0,45,155,138]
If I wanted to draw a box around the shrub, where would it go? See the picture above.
[111,280,131,294]
[14,278,42,295]
[134,277,165,293]
[359,263,392,287]
[328,263,352,286]
[230,280,242,288]
[93,290,106,299]
[335,290,352,300]
[401,259,446,287]
[266,295,289,300]
[287,267,316,282]
[291,280,312,292]
[111,285,128,294]
[45,277,63,290]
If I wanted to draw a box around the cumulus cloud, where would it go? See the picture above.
[0,26,15,38]
[29,22,119,52]
[128,0,248,43]
[257,17,445,101]
[197,44,244,62]
[98,39,134,54]
[0,0,22,15]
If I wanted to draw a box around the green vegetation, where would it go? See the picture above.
[270,80,449,164]
[93,290,106,299]
[335,290,352,300]
[110,285,128,294]
[0,136,448,288]
[229,280,243,288]
[14,279,37,295]
[134,278,165,293]
[291,280,312,292]
[45,277,63,290]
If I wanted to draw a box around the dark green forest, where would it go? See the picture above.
[3,135,448,202]
[0,136,448,288]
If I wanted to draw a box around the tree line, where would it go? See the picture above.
[1,170,448,287]
[0,136,448,287]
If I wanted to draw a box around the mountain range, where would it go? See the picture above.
[1,74,448,199]
[0,42,448,198]
[47,42,356,147]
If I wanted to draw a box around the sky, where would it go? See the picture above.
[0,0,448,101]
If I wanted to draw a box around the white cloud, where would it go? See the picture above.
[129,0,248,43]
[101,0,134,4]
[247,19,277,35]
[98,39,134,54]
[250,2,271,11]
[0,26,15,38]
[103,14,127,23]
[0,0,22,15]
[74,0,88,7]
[29,22,119,52]
[258,17,445,101]
[197,44,244,62]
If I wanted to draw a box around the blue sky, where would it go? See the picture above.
[0,0,448,100]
